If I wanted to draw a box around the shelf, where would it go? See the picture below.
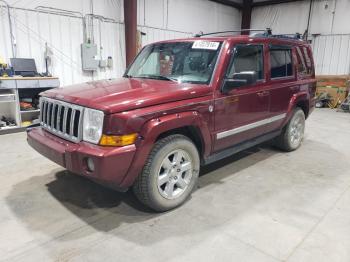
[20,109,40,113]
[0,125,19,130]
[0,93,16,103]
[0,77,59,135]
[0,100,16,103]
[0,126,26,135]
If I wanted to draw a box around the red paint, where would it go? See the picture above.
[27,35,316,190]
[28,128,135,187]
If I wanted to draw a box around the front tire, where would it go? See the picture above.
[133,134,200,212]
[274,108,305,152]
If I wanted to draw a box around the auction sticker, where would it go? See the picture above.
[192,41,220,50]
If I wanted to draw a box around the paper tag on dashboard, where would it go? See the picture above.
[192,41,219,50]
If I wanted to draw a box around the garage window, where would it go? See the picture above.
[270,47,293,79]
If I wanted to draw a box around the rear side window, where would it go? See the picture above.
[270,48,293,78]
[228,45,264,80]
[296,46,308,75]
[296,46,313,77]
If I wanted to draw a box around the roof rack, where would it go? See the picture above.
[194,28,271,37]
[270,33,302,40]
[194,28,304,41]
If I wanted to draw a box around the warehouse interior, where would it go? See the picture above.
[1,0,350,261]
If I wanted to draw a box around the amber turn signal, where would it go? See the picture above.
[99,133,138,146]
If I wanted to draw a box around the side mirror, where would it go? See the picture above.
[222,72,258,94]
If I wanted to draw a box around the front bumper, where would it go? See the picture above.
[27,127,136,190]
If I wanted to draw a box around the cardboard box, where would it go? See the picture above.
[316,86,348,102]
[316,75,350,102]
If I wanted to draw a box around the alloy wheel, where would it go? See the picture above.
[157,149,193,200]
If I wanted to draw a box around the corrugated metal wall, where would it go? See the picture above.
[251,0,350,76]
[0,5,192,87]
[138,25,192,46]
[0,6,126,86]
[1,0,241,86]
[311,34,350,75]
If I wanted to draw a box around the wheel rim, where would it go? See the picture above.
[290,114,304,146]
[157,149,193,200]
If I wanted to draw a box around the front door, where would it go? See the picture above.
[213,43,270,152]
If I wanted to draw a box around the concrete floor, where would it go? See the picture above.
[1,109,350,262]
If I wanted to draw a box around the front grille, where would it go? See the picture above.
[40,97,84,142]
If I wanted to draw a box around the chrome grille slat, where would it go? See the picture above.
[51,104,56,128]
[46,103,50,126]
[42,101,47,125]
[57,105,62,131]
[62,106,68,133]
[70,109,76,136]
[77,110,82,139]
[40,97,83,142]
[39,99,44,122]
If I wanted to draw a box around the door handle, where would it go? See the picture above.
[257,91,269,97]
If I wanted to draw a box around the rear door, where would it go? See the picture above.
[213,43,270,152]
[264,45,296,133]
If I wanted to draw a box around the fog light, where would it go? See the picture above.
[86,158,95,172]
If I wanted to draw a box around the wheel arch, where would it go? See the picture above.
[295,100,309,118]
[119,111,211,188]
[156,126,205,159]
[287,92,310,121]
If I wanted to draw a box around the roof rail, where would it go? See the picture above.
[194,28,305,41]
[194,28,272,37]
[269,33,303,40]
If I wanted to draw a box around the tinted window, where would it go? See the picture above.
[296,46,313,77]
[270,49,293,78]
[303,47,313,75]
[296,46,307,75]
[227,45,264,80]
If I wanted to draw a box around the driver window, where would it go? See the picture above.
[227,45,264,80]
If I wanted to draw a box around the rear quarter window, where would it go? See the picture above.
[296,46,313,77]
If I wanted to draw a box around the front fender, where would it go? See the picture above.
[119,111,211,187]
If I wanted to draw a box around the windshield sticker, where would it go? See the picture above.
[192,41,220,50]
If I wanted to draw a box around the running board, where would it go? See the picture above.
[204,130,281,165]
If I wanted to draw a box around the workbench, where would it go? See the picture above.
[0,77,60,134]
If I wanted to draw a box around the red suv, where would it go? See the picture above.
[27,31,316,211]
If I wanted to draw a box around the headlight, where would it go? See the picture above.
[83,108,104,144]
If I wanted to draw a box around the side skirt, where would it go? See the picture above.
[203,130,281,165]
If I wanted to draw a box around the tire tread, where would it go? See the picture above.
[274,107,305,152]
[133,134,195,211]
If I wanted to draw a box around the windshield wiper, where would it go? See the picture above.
[123,74,132,78]
[136,75,178,82]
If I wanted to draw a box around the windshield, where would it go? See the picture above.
[125,41,223,84]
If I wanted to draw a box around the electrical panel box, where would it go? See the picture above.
[107,56,113,68]
[81,43,99,71]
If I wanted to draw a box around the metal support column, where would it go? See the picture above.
[241,0,252,35]
[124,0,137,67]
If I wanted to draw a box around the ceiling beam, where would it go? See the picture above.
[252,0,305,7]
[209,0,243,10]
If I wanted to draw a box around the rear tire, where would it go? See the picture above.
[133,134,200,212]
[274,108,305,152]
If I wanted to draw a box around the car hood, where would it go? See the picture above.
[41,78,211,114]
